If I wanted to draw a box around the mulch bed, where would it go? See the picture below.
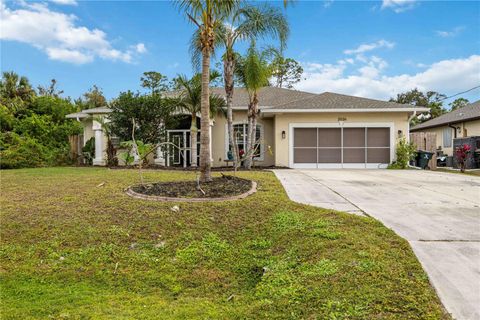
[130,175,253,198]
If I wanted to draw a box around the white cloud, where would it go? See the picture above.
[297,55,480,100]
[436,26,465,38]
[49,0,78,6]
[381,0,417,13]
[0,1,145,64]
[323,0,333,8]
[344,40,395,55]
[134,43,147,54]
[46,47,93,64]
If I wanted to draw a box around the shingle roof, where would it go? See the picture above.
[65,112,89,119]
[66,88,423,119]
[265,92,422,110]
[65,107,112,119]
[81,107,112,114]
[165,87,316,108]
[411,100,480,131]
[209,87,316,108]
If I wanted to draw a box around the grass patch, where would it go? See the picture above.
[436,168,480,177]
[0,167,449,319]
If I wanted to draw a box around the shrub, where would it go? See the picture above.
[82,137,95,165]
[388,137,417,169]
[455,144,471,173]
[0,132,49,168]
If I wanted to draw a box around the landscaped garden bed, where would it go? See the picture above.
[0,168,450,319]
[127,176,256,201]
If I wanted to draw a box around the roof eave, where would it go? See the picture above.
[65,113,89,119]
[262,107,428,113]
[82,107,112,114]
[411,115,480,131]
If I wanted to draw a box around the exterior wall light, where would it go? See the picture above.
[398,130,403,137]
[281,130,286,139]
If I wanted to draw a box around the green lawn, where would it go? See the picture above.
[0,168,449,319]
[436,167,480,177]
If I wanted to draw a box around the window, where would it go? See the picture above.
[443,128,452,148]
[226,123,264,161]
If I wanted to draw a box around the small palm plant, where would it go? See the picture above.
[235,43,273,169]
[173,72,226,167]
[216,4,288,168]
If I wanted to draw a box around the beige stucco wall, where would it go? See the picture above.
[82,118,94,143]
[413,119,480,156]
[78,111,418,167]
[211,111,275,167]
[464,119,480,137]
[273,112,411,167]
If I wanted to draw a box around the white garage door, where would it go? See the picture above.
[292,126,391,168]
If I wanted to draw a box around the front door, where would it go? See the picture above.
[166,130,200,167]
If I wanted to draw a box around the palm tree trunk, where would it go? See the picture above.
[244,102,254,169]
[190,114,198,167]
[224,56,239,169]
[245,93,259,170]
[200,48,212,182]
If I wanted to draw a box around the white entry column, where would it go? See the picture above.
[154,122,166,166]
[209,120,214,164]
[92,120,105,166]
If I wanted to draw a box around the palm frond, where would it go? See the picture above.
[234,4,289,51]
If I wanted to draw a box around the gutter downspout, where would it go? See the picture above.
[448,123,457,139]
[407,110,423,169]
[407,110,417,143]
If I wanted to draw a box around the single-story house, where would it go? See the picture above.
[410,100,480,156]
[66,87,427,169]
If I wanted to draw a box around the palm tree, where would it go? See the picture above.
[174,72,226,168]
[176,0,239,182]
[218,4,288,170]
[236,43,272,169]
[0,71,35,105]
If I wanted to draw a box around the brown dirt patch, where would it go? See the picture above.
[130,176,253,199]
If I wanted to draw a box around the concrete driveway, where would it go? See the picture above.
[274,169,480,320]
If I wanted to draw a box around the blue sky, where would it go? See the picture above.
[1,0,479,106]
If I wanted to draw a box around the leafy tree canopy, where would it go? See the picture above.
[109,91,178,144]
[82,85,107,109]
[270,56,303,89]
[449,97,469,111]
[141,71,170,95]
[390,88,447,124]
[0,72,81,168]
[38,79,64,98]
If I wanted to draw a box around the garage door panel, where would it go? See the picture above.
[317,128,341,147]
[367,128,390,147]
[343,128,365,147]
[343,148,365,163]
[293,148,317,163]
[293,126,391,167]
[294,128,317,147]
[367,148,390,163]
[318,148,341,163]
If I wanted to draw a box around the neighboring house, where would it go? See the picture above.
[411,100,480,156]
[66,87,427,169]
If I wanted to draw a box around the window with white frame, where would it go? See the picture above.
[443,128,452,148]
[225,123,264,161]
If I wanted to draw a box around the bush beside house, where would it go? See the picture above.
[0,73,82,169]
